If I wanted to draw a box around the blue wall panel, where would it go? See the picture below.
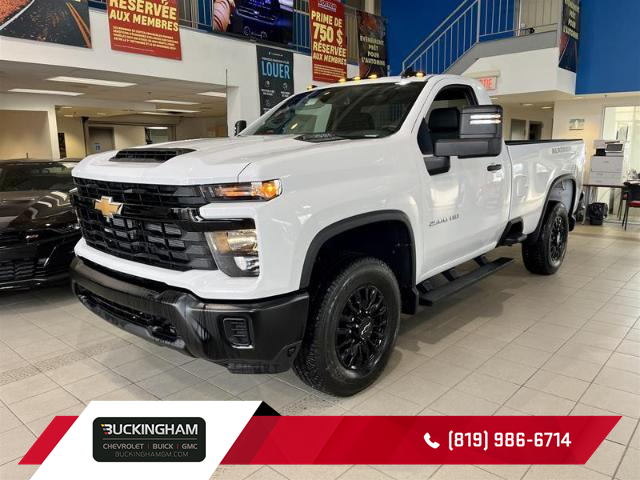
[576,0,640,94]
[382,0,461,74]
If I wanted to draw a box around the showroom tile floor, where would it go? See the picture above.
[0,224,639,480]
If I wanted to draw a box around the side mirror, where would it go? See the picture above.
[234,120,247,136]
[434,105,503,158]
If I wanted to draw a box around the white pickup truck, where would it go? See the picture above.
[70,74,585,396]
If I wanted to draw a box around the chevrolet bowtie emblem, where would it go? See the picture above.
[94,196,123,218]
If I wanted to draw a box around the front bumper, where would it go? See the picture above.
[70,257,309,374]
[0,233,79,290]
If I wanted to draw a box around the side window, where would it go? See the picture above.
[419,85,478,155]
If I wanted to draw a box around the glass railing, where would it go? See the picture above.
[88,0,362,63]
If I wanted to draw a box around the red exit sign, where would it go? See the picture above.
[477,76,498,91]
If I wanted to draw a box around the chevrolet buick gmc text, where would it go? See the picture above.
[69,74,585,396]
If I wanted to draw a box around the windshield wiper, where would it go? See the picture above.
[295,132,383,143]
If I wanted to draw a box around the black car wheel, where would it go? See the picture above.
[294,257,400,397]
[522,202,569,275]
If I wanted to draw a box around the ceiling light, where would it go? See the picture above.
[145,99,199,105]
[522,103,533,107]
[139,111,173,116]
[96,112,106,116]
[198,91,227,98]
[9,88,83,96]
[60,106,73,109]
[63,114,74,118]
[146,126,169,130]
[48,76,136,87]
[157,108,199,113]
[541,106,553,109]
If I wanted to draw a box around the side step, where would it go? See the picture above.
[417,256,514,306]
[501,233,527,246]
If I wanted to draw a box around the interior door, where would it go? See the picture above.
[417,84,510,278]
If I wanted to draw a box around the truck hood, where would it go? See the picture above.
[72,135,327,185]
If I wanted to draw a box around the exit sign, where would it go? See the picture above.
[477,76,498,91]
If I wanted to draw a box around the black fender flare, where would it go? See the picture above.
[528,174,577,243]
[299,210,417,290]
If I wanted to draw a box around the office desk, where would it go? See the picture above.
[582,181,640,224]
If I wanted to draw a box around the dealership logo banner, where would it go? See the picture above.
[107,0,182,60]
[0,0,92,48]
[21,402,618,478]
[356,11,387,78]
[256,45,294,114]
[310,0,347,83]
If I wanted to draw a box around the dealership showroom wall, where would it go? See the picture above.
[1,0,640,479]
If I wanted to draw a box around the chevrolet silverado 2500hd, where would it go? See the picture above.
[70,74,585,396]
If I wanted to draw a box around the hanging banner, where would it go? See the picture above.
[214,0,294,46]
[107,0,182,60]
[559,0,580,72]
[357,11,387,78]
[310,0,347,83]
[256,45,294,114]
[0,0,92,48]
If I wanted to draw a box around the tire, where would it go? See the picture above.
[522,202,569,275]
[293,257,401,397]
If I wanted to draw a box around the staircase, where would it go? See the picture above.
[402,0,561,75]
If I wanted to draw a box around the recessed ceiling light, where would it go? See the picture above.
[522,103,533,107]
[63,114,74,118]
[146,126,169,130]
[96,112,107,116]
[198,91,227,98]
[145,99,199,105]
[157,108,199,113]
[60,106,73,109]
[48,76,136,87]
[541,106,553,109]
[9,88,83,96]
[139,111,173,116]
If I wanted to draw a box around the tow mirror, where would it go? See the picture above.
[435,105,503,158]
[234,120,247,136]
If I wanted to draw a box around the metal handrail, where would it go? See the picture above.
[401,0,476,66]
[402,0,560,74]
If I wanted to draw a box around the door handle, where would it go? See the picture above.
[487,163,502,172]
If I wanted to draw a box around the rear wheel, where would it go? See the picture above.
[293,257,400,397]
[522,202,569,275]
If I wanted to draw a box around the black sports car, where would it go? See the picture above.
[0,159,81,290]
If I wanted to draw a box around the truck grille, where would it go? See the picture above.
[73,178,216,271]
[0,259,36,283]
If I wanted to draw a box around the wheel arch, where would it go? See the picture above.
[299,210,418,314]
[529,174,577,243]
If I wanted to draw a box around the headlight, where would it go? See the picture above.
[52,221,81,234]
[201,180,281,202]
[205,229,260,277]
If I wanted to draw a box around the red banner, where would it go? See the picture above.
[21,415,618,466]
[107,0,181,60]
[309,0,347,83]
[222,416,619,465]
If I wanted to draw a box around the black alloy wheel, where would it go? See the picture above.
[335,285,389,373]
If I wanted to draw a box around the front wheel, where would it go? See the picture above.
[293,257,400,397]
[522,202,569,275]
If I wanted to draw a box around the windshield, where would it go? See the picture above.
[0,163,76,192]
[243,82,426,139]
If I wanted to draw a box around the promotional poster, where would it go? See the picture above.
[357,11,387,78]
[107,0,182,60]
[213,0,294,46]
[310,0,348,83]
[0,0,91,48]
[256,45,294,114]
[559,0,580,72]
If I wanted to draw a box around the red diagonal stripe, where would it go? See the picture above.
[20,416,78,465]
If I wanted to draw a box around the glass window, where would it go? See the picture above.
[0,163,76,192]
[242,82,426,139]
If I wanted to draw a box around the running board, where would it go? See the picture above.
[417,256,514,306]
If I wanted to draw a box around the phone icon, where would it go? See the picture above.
[424,432,440,449]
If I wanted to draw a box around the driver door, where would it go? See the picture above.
[417,82,510,278]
